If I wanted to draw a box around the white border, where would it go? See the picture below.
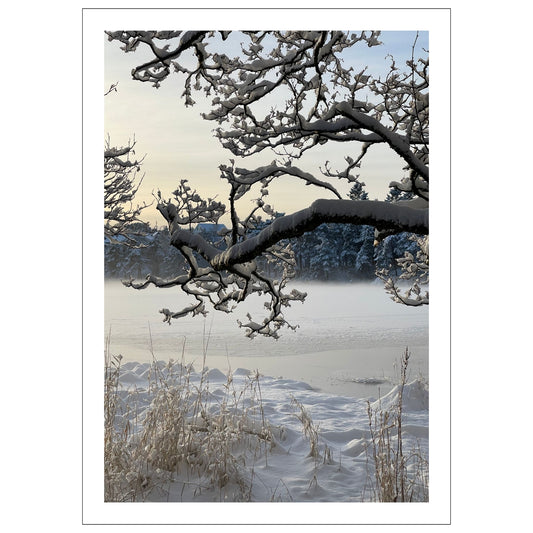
[83,7,450,525]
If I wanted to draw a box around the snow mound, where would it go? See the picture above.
[341,438,366,457]
[232,368,252,376]
[372,378,429,412]
[269,378,314,391]
[204,367,227,381]
[118,369,147,384]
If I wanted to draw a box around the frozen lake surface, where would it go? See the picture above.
[104,280,428,398]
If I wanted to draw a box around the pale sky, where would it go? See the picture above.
[104,30,429,227]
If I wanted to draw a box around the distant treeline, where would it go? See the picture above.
[105,220,420,283]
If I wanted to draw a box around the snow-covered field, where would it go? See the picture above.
[107,358,429,503]
[102,281,429,508]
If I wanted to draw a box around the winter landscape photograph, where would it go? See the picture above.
[85,7,450,526]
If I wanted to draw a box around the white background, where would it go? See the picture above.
[3,1,530,532]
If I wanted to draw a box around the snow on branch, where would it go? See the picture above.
[209,199,428,270]
[335,102,429,182]
[219,160,346,199]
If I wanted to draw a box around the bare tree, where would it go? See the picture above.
[106,30,429,337]
[104,136,150,246]
[104,81,151,246]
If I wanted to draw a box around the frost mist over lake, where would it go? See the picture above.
[105,281,428,398]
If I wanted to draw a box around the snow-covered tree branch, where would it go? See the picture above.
[107,30,430,335]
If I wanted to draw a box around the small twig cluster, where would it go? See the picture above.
[377,234,429,307]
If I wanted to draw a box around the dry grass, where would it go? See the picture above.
[365,347,429,502]
[104,337,276,501]
[104,352,151,501]
[290,395,321,460]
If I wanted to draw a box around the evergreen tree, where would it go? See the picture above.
[375,186,420,273]
[355,226,376,279]
[348,181,369,201]
[385,186,414,203]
